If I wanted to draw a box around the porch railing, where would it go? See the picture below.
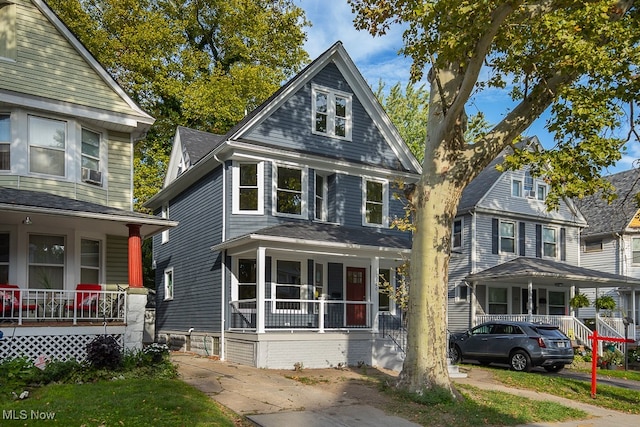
[229,298,373,331]
[1,288,126,325]
[378,311,407,355]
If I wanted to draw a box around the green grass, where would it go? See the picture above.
[487,366,640,414]
[374,381,587,426]
[0,378,241,426]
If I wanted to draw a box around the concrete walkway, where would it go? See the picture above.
[172,353,640,427]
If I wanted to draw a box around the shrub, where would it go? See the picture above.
[86,335,123,369]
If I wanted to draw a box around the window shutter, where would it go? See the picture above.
[492,219,499,254]
[519,222,526,256]
[560,228,566,261]
[535,224,542,258]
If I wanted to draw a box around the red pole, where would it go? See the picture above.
[127,224,143,288]
[590,329,598,398]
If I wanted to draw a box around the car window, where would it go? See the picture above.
[535,327,567,338]
[471,324,492,335]
[492,324,523,334]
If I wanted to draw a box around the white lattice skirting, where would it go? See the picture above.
[0,326,125,362]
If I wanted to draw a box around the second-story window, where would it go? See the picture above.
[452,219,463,249]
[81,129,101,171]
[499,220,516,253]
[543,226,557,258]
[364,179,387,226]
[314,172,327,221]
[232,161,263,214]
[312,84,352,140]
[29,116,66,177]
[632,238,640,264]
[275,165,304,216]
[0,114,9,170]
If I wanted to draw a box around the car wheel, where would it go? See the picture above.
[449,345,462,364]
[509,350,532,372]
[544,364,565,373]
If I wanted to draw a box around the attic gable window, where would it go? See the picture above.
[0,3,16,61]
[312,84,352,140]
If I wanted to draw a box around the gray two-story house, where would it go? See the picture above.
[146,42,422,370]
[449,143,640,347]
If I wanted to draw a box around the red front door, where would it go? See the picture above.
[346,267,366,326]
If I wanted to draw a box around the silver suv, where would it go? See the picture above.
[449,321,574,372]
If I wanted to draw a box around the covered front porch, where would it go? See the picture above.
[466,257,640,351]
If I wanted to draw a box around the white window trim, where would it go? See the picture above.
[28,115,68,178]
[362,177,389,228]
[542,225,558,259]
[163,267,174,301]
[314,171,328,221]
[452,218,463,250]
[232,160,264,215]
[271,257,308,314]
[455,282,470,303]
[499,220,516,254]
[272,163,307,219]
[311,83,352,141]
[536,183,548,201]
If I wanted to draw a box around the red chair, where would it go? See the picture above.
[65,284,102,315]
[0,284,37,318]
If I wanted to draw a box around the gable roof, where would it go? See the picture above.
[1,1,154,135]
[465,256,640,288]
[575,168,640,237]
[148,41,421,208]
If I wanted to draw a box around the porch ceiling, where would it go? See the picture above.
[465,257,640,289]
[0,187,177,238]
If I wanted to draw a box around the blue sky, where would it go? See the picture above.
[294,0,636,174]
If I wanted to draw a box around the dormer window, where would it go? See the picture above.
[312,84,352,140]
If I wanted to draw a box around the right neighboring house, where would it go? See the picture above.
[575,168,640,336]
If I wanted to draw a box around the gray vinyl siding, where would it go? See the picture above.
[246,64,405,171]
[105,235,128,285]
[2,0,133,114]
[448,214,473,332]
[581,236,619,275]
[155,167,224,332]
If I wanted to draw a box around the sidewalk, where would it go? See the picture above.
[172,353,639,427]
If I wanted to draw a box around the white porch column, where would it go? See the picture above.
[569,285,576,317]
[470,281,477,326]
[371,257,380,332]
[256,246,266,334]
[527,279,533,320]
[633,289,637,340]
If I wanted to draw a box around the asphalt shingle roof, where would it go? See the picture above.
[575,168,640,236]
[177,126,225,166]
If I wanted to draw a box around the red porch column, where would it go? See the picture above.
[127,224,143,288]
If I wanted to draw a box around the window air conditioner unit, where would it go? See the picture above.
[82,167,103,185]
[525,189,536,199]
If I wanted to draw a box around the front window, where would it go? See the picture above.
[378,268,391,312]
[238,259,256,309]
[275,260,302,310]
[164,268,174,300]
[80,239,100,284]
[315,173,327,221]
[548,291,566,315]
[28,234,65,289]
[499,221,516,254]
[633,238,640,264]
[543,226,557,258]
[0,114,10,170]
[312,85,352,140]
[452,219,462,249]
[29,116,66,177]
[275,166,304,216]
[488,287,508,314]
[364,179,387,226]
[232,161,263,214]
[0,233,8,283]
